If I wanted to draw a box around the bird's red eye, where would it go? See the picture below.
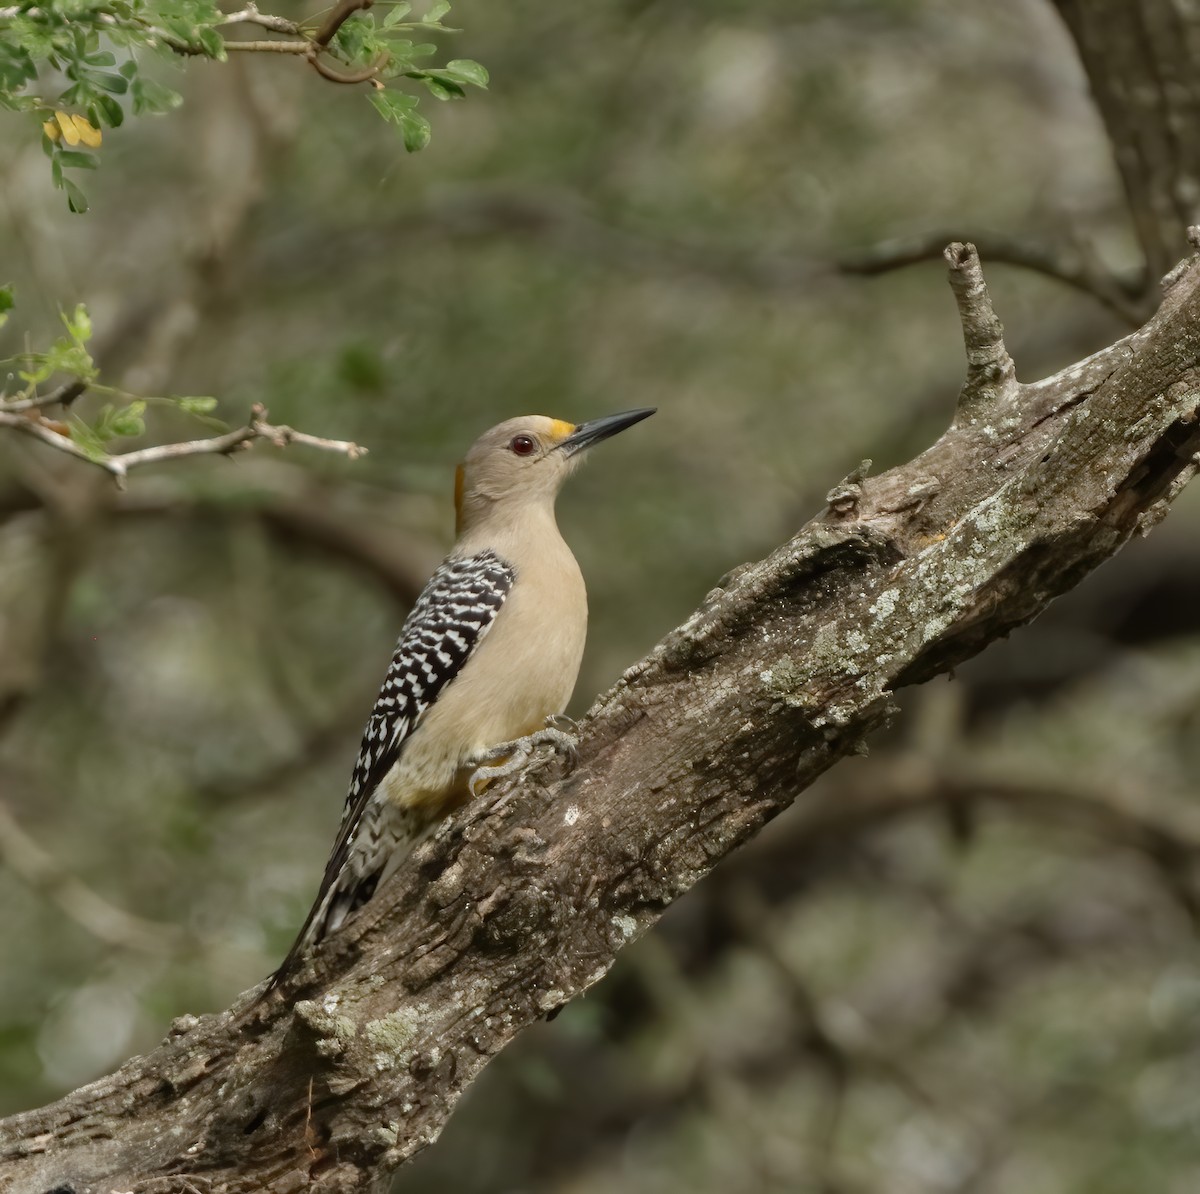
[510,435,536,456]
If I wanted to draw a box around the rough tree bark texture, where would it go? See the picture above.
[2,240,1200,1193]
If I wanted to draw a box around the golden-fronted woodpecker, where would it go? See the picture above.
[271,408,655,983]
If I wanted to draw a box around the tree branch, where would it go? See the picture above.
[312,0,374,48]
[0,379,89,414]
[839,229,1150,325]
[171,0,381,84]
[222,39,310,54]
[219,3,303,36]
[0,402,365,488]
[1051,0,1200,285]
[4,242,1200,1191]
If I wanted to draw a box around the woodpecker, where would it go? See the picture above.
[270,407,655,985]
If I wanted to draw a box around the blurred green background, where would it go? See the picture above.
[4,1,1200,1191]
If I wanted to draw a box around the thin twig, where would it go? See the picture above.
[0,379,89,414]
[219,3,302,35]
[223,39,310,53]
[313,0,374,47]
[0,410,103,467]
[840,229,1149,325]
[0,402,365,487]
[307,50,385,83]
[216,0,381,81]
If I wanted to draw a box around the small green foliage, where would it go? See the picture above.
[62,179,89,214]
[67,415,108,460]
[96,399,147,441]
[368,88,431,152]
[341,3,484,147]
[403,59,489,103]
[0,0,487,210]
[131,74,183,117]
[176,396,219,416]
[1,292,219,460]
[382,3,413,28]
[62,303,93,347]
[16,304,97,386]
[443,58,488,88]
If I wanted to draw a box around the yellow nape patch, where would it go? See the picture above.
[548,419,576,442]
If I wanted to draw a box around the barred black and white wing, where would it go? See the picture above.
[270,549,515,985]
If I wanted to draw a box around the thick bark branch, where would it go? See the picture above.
[1053,0,1200,285]
[4,242,1200,1193]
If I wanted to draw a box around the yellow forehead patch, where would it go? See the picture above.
[548,419,576,441]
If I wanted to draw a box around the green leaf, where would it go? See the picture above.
[331,11,375,59]
[104,399,146,439]
[24,328,96,381]
[0,284,13,330]
[368,87,417,125]
[91,93,124,127]
[57,150,98,169]
[62,304,92,344]
[68,417,108,461]
[92,70,128,94]
[399,105,430,151]
[196,27,227,61]
[63,178,88,213]
[0,43,37,92]
[423,0,450,23]
[382,2,412,27]
[176,395,218,414]
[443,58,488,88]
[132,76,183,116]
[417,73,464,101]
[367,88,431,151]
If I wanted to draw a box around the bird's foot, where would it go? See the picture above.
[467,718,579,799]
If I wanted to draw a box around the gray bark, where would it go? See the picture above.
[1052,0,1200,292]
[2,241,1200,1193]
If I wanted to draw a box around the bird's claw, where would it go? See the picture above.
[467,718,579,800]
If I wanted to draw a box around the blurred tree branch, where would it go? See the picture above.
[839,229,1149,325]
[0,798,182,955]
[3,236,1200,1191]
[1052,0,1200,287]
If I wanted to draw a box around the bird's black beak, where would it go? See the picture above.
[558,408,656,456]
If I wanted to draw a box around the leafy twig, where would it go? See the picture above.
[0,402,365,487]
